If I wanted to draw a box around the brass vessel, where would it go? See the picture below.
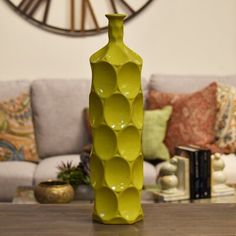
[34,180,74,204]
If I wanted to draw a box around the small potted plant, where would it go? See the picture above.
[57,148,93,200]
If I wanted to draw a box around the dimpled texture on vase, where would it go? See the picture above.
[89,14,144,224]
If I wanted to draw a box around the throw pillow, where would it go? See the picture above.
[215,83,236,153]
[0,92,39,162]
[147,82,218,155]
[142,106,172,161]
[31,79,90,158]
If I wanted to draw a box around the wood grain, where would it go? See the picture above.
[0,203,236,235]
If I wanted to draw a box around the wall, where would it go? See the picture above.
[0,0,236,81]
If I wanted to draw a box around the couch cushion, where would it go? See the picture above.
[149,74,236,93]
[31,79,91,158]
[35,155,157,187]
[34,155,81,185]
[0,81,30,100]
[0,161,37,201]
[147,82,218,154]
[143,161,157,186]
[0,80,39,162]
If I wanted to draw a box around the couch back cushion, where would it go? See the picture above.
[149,74,236,93]
[31,79,91,158]
[0,81,39,162]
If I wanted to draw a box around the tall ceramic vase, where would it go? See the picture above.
[89,14,144,224]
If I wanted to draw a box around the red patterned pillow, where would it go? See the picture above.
[147,82,218,154]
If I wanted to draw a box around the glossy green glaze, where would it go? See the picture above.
[89,14,144,224]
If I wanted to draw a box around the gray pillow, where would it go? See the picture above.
[31,79,90,158]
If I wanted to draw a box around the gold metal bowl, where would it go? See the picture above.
[34,180,74,204]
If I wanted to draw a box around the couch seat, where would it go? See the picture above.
[0,161,37,201]
[34,155,81,185]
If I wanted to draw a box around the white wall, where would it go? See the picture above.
[0,0,236,81]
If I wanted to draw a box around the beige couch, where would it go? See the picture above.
[0,75,235,202]
[0,79,156,202]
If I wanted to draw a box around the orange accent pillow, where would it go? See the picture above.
[0,92,39,162]
[147,82,218,155]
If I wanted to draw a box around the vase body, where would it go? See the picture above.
[89,14,144,224]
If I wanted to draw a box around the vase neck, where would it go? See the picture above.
[106,14,126,43]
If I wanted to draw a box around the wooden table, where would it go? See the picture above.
[0,203,236,236]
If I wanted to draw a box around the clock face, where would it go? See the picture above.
[4,0,153,37]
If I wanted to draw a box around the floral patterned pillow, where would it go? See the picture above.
[147,82,218,155]
[0,92,39,162]
[215,83,236,153]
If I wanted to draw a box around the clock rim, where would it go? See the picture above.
[4,0,154,37]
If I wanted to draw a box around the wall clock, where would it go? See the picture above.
[4,0,153,37]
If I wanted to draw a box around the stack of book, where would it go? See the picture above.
[175,145,211,200]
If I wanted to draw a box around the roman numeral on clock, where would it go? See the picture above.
[81,0,100,33]
[18,0,51,24]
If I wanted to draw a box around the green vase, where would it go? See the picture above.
[89,14,144,224]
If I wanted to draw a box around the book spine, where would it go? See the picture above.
[189,151,200,200]
[193,151,200,199]
[199,151,205,198]
[199,150,211,199]
[189,152,195,199]
[206,150,211,198]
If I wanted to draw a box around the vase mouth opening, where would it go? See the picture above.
[105,14,126,20]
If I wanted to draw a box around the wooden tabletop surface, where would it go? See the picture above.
[0,203,236,236]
